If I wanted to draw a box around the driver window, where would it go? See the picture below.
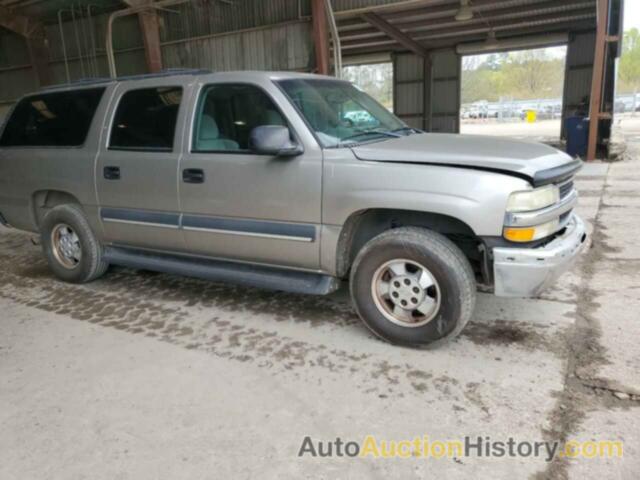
[193,84,287,152]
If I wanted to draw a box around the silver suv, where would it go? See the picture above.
[0,70,586,347]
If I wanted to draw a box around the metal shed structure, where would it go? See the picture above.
[0,0,626,159]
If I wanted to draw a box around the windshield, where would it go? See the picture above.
[277,78,408,148]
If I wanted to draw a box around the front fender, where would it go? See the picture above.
[322,153,529,236]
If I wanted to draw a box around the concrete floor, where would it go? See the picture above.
[1,124,640,479]
[461,118,563,142]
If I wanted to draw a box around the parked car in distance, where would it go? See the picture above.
[0,70,587,347]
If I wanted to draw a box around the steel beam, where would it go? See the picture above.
[312,0,331,75]
[361,12,428,57]
[586,0,609,160]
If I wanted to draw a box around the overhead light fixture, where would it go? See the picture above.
[485,29,498,47]
[455,0,473,21]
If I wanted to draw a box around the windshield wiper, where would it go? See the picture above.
[339,129,402,146]
[390,127,423,135]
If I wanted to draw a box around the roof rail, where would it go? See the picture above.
[41,68,212,91]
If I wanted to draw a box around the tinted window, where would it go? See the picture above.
[110,87,182,151]
[0,88,105,147]
[193,84,287,152]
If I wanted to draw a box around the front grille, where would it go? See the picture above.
[559,179,574,199]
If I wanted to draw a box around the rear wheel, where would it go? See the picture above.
[350,227,476,347]
[40,204,109,283]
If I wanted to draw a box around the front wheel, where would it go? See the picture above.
[350,227,476,347]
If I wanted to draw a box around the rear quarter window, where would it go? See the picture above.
[0,88,105,147]
[109,86,183,152]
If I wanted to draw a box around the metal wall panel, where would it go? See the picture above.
[393,49,460,133]
[561,31,595,138]
[162,21,313,72]
[430,49,460,133]
[393,52,424,129]
[0,30,38,105]
[0,1,312,105]
[160,0,302,42]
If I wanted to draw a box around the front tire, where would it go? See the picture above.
[40,204,109,283]
[350,227,476,347]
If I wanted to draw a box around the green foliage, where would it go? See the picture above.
[461,48,565,103]
[342,63,393,109]
[618,28,640,93]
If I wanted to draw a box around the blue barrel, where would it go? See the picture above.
[565,116,589,158]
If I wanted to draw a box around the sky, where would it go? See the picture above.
[624,0,640,30]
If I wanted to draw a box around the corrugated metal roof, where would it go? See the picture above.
[337,0,599,55]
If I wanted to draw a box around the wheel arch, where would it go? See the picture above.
[335,208,480,279]
[31,190,84,227]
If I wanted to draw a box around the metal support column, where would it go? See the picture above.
[312,0,330,75]
[586,0,610,161]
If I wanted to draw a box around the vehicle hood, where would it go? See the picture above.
[351,133,580,185]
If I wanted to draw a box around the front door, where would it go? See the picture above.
[178,81,322,269]
[96,81,189,252]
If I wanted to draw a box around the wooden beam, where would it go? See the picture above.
[122,0,163,72]
[138,9,163,72]
[586,0,609,160]
[312,0,330,75]
[361,12,428,57]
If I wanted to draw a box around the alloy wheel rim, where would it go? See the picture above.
[51,223,82,269]
[371,258,441,328]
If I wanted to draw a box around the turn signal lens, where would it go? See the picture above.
[504,219,560,243]
[504,227,536,242]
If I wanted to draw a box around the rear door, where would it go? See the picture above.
[96,79,191,252]
[178,79,323,269]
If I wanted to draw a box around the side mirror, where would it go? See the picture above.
[249,125,303,157]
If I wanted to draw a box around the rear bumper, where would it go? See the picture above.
[493,214,587,297]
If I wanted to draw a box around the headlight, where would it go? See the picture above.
[504,219,560,242]
[506,185,559,213]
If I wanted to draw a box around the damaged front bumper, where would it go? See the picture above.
[493,214,587,297]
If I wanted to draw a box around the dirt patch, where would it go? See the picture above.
[462,319,563,354]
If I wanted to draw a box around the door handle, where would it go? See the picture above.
[103,166,120,180]
[183,168,205,184]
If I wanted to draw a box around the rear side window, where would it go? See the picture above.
[109,87,182,151]
[0,88,105,147]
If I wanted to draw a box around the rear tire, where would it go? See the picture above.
[350,227,476,347]
[40,204,109,283]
